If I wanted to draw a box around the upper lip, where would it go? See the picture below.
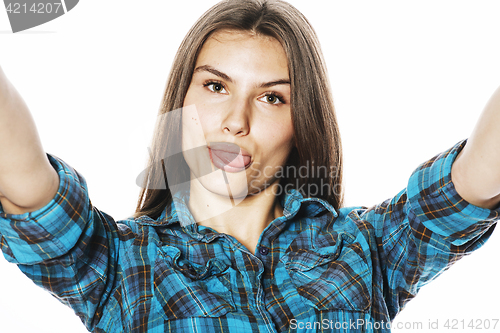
[208,142,251,156]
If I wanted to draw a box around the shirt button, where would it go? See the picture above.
[259,246,269,255]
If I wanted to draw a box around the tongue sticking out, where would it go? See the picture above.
[212,150,251,168]
[209,143,251,172]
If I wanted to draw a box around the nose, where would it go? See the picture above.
[220,97,250,136]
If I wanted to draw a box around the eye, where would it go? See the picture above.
[204,81,227,94]
[259,93,285,105]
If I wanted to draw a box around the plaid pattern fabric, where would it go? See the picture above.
[0,139,498,333]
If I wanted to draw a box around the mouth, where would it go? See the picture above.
[208,142,252,172]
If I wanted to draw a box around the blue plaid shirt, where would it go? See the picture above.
[0,140,498,332]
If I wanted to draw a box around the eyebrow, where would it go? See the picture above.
[193,65,290,88]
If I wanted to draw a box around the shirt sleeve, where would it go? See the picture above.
[0,154,122,331]
[355,139,499,320]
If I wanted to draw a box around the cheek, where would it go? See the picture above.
[181,104,207,151]
[183,86,217,131]
[182,88,218,148]
[197,109,219,137]
[258,118,294,154]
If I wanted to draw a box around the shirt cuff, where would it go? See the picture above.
[406,139,499,249]
[0,154,90,264]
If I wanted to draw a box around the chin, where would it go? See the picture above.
[195,171,250,199]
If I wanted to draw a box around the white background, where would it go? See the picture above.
[0,1,499,332]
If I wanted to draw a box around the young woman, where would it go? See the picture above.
[0,1,499,332]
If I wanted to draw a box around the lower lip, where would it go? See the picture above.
[209,148,251,172]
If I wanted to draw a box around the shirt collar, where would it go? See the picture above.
[160,189,338,221]
[280,189,338,220]
[150,189,338,241]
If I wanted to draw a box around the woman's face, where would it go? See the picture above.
[182,29,294,199]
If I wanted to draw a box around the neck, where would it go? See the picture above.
[188,179,283,254]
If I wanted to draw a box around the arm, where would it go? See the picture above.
[0,66,123,330]
[452,85,500,209]
[356,141,499,320]
[0,154,124,331]
[0,65,59,214]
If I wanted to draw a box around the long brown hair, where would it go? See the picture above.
[134,0,343,219]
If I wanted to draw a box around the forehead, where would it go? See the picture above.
[195,29,289,72]
[207,29,280,46]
